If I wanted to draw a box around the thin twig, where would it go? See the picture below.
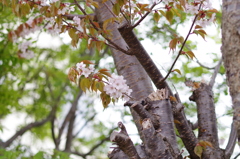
[209,57,222,88]
[131,3,157,29]
[72,113,96,138]
[103,2,117,19]
[73,0,130,54]
[56,90,82,146]
[233,153,240,159]
[128,0,132,24]
[161,4,202,83]
[120,7,131,25]
[225,122,237,159]
[195,59,215,69]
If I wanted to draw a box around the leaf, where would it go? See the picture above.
[169,38,178,52]
[186,51,195,59]
[176,3,184,11]
[193,29,207,40]
[172,69,181,75]
[153,12,161,22]
[81,60,94,65]
[98,68,111,77]
[68,67,79,83]
[166,10,173,24]
[159,10,165,17]
[96,81,105,92]
[113,3,120,15]
[89,27,96,36]
[91,80,97,92]
[178,36,184,43]
[172,8,181,17]
[54,0,61,8]
[179,0,186,9]
[102,0,109,3]
[170,96,177,102]
[91,1,99,8]
[174,119,181,125]
[198,29,207,35]
[136,3,149,11]
[194,145,203,158]
[80,78,90,92]
[68,28,76,40]
[117,0,125,7]
[199,140,213,148]
[92,21,100,28]
[100,92,111,108]
[96,41,104,51]
[208,9,218,13]
[195,25,203,29]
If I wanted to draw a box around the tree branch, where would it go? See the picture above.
[209,57,223,88]
[56,90,82,148]
[1,81,67,148]
[65,110,76,151]
[110,122,140,159]
[74,0,130,55]
[195,59,215,69]
[72,113,96,138]
[63,13,96,20]
[161,9,200,83]
[141,118,173,158]
[118,25,198,158]
[225,121,237,159]
[131,3,157,28]
[190,83,224,158]
[124,101,160,129]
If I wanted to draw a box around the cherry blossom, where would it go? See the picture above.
[76,62,86,70]
[75,62,95,78]
[81,67,93,78]
[73,16,83,31]
[19,50,35,59]
[18,41,31,53]
[164,0,174,4]
[58,3,75,15]
[196,13,216,28]
[185,4,199,15]
[104,74,132,101]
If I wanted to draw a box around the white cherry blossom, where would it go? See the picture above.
[81,67,92,78]
[76,62,86,70]
[104,74,132,101]
[19,50,35,59]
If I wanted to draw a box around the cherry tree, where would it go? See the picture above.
[0,0,238,158]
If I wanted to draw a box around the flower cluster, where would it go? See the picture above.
[104,74,132,101]
[185,0,213,14]
[57,3,75,15]
[185,0,215,28]
[73,16,83,32]
[18,41,35,59]
[74,62,132,101]
[76,62,95,78]
[196,13,216,28]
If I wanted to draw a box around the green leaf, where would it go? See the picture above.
[153,12,161,22]
[80,78,90,92]
[186,51,195,59]
[166,10,173,24]
[169,38,178,52]
[194,145,203,158]
[96,81,105,92]
[113,3,120,15]
[100,92,111,108]
[172,69,182,75]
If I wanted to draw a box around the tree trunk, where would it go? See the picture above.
[222,0,240,150]
[95,0,153,146]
